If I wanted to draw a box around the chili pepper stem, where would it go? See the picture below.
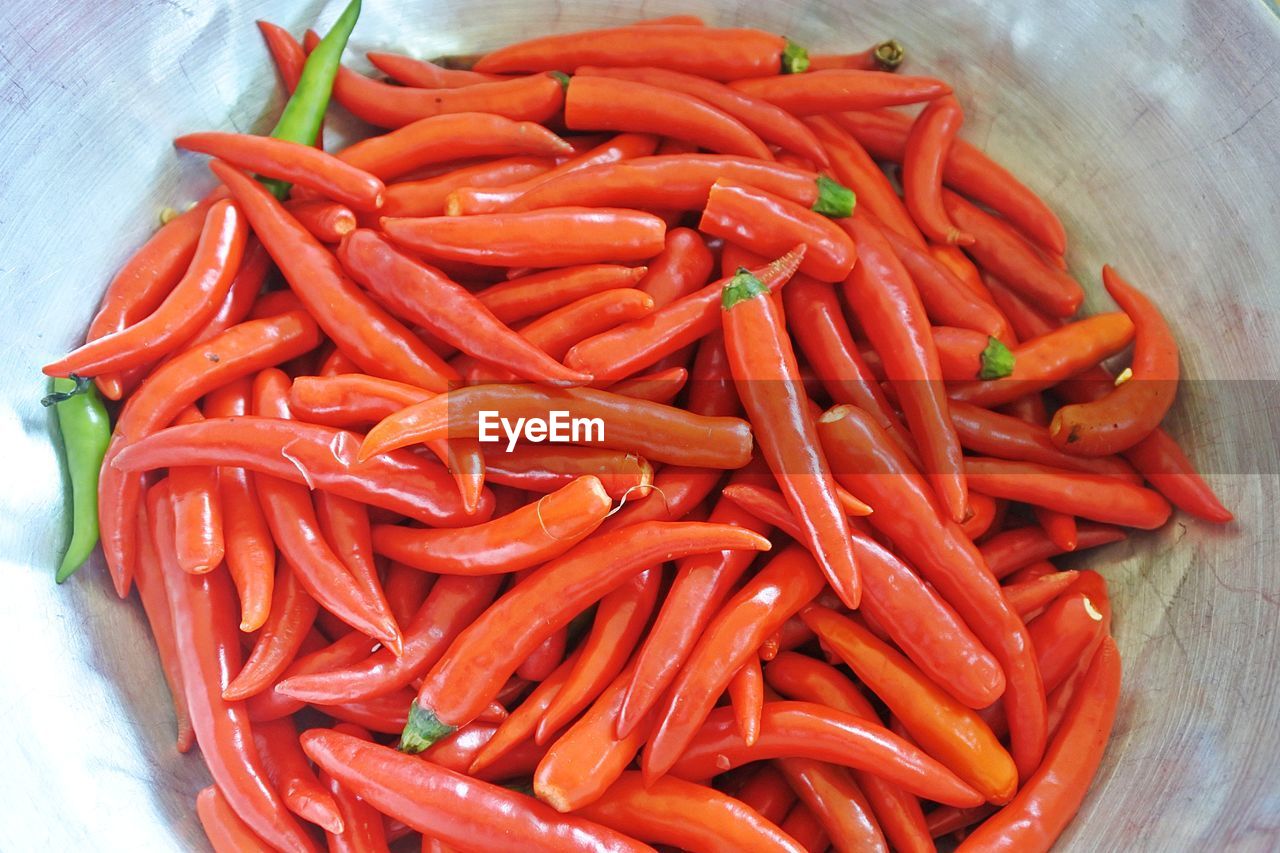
[721,269,769,308]
[874,39,906,70]
[398,701,457,753]
[812,175,856,218]
[782,40,811,74]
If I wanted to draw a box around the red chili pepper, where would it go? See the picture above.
[1050,266,1180,455]
[564,247,805,385]
[902,95,972,245]
[166,407,226,574]
[577,65,828,165]
[448,133,659,215]
[669,701,984,807]
[722,482,1004,709]
[366,51,505,87]
[196,785,270,852]
[99,310,322,596]
[576,772,807,853]
[643,545,828,780]
[223,557,319,701]
[957,637,1121,852]
[781,804,830,852]
[421,719,550,782]
[301,729,651,852]
[211,160,457,391]
[778,758,889,853]
[763,653,934,853]
[471,647,585,775]
[483,445,653,501]
[701,182,855,282]
[720,267,861,603]
[358,384,754,470]
[372,476,611,575]
[809,39,905,72]
[634,228,714,307]
[283,199,355,243]
[942,191,1082,317]
[803,606,1018,805]
[817,404,1048,779]
[253,717,344,834]
[960,492,1000,541]
[478,264,648,325]
[608,367,689,404]
[980,523,1126,580]
[46,200,247,378]
[734,765,797,825]
[133,505,196,753]
[473,25,799,81]
[314,490,390,624]
[947,313,1135,408]
[383,156,555,218]
[843,213,970,523]
[728,656,766,747]
[565,75,773,160]
[258,19,306,93]
[730,70,950,114]
[835,109,1067,256]
[1001,570,1082,620]
[148,484,319,853]
[536,568,662,742]
[963,457,1172,529]
[275,574,503,706]
[335,112,571,182]
[246,631,380,722]
[401,521,771,750]
[592,464,723,535]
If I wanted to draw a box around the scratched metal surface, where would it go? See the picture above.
[1,0,1277,849]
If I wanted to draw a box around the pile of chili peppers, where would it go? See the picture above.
[43,3,1233,851]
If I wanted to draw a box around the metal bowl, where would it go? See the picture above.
[2,1,1277,849]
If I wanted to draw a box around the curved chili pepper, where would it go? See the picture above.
[309,724,389,853]
[817,404,1048,779]
[763,653,934,853]
[809,39,905,72]
[779,758,889,853]
[843,213,969,523]
[275,574,503,706]
[578,65,828,165]
[246,632,379,722]
[383,156,555,218]
[46,377,111,582]
[980,522,1125,580]
[730,70,950,114]
[211,160,456,392]
[643,545,827,780]
[165,407,225,575]
[608,368,688,404]
[133,504,195,752]
[947,313,1135,408]
[903,95,972,245]
[421,719,549,782]
[720,271,860,605]
[220,559,318,702]
[1050,266,1179,455]
[358,384,753,469]
[634,227,713,307]
[483,445,653,502]
[98,310,322,596]
[537,569,662,742]
[283,199,355,243]
[177,133,384,210]
[372,476,610,575]
[470,646,585,775]
[478,264,648,324]
[957,638,1121,852]
[197,785,270,852]
[963,457,1171,529]
[721,483,1005,710]
[961,491,1000,540]
[942,191,1081,317]
[576,772,806,853]
[1024,592,1106,696]
[564,75,773,160]
[401,521,771,751]
[701,182,855,282]
[614,489,770,739]
[382,207,665,269]
[564,247,804,385]
[253,717,344,834]
[314,490,392,634]
[728,656,766,747]
[448,133,659,215]
[473,25,800,80]
[149,485,319,853]
[511,155,848,217]
[46,200,247,378]
[337,229,590,386]
[803,605,1018,805]
[367,51,505,87]
[669,701,984,807]
[336,112,570,182]
[735,765,797,825]
[301,729,652,853]
[834,109,1067,255]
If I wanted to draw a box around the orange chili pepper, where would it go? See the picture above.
[470,647,585,775]
[283,199,355,243]
[979,522,1126,580]
[196,785,271,852]
[728,656,766,747]
[165,406,225,575]
[778,757,890,853]
[482,445,653,502]
[809,39,905,72]
[903,95,973,245]
[729,70,951,114]
[382,156,555,218]
[477,264,648,325]
[252,717,344,834]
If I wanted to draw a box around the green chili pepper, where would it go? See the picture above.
[261,0,362,198]
[44,377,111,583]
